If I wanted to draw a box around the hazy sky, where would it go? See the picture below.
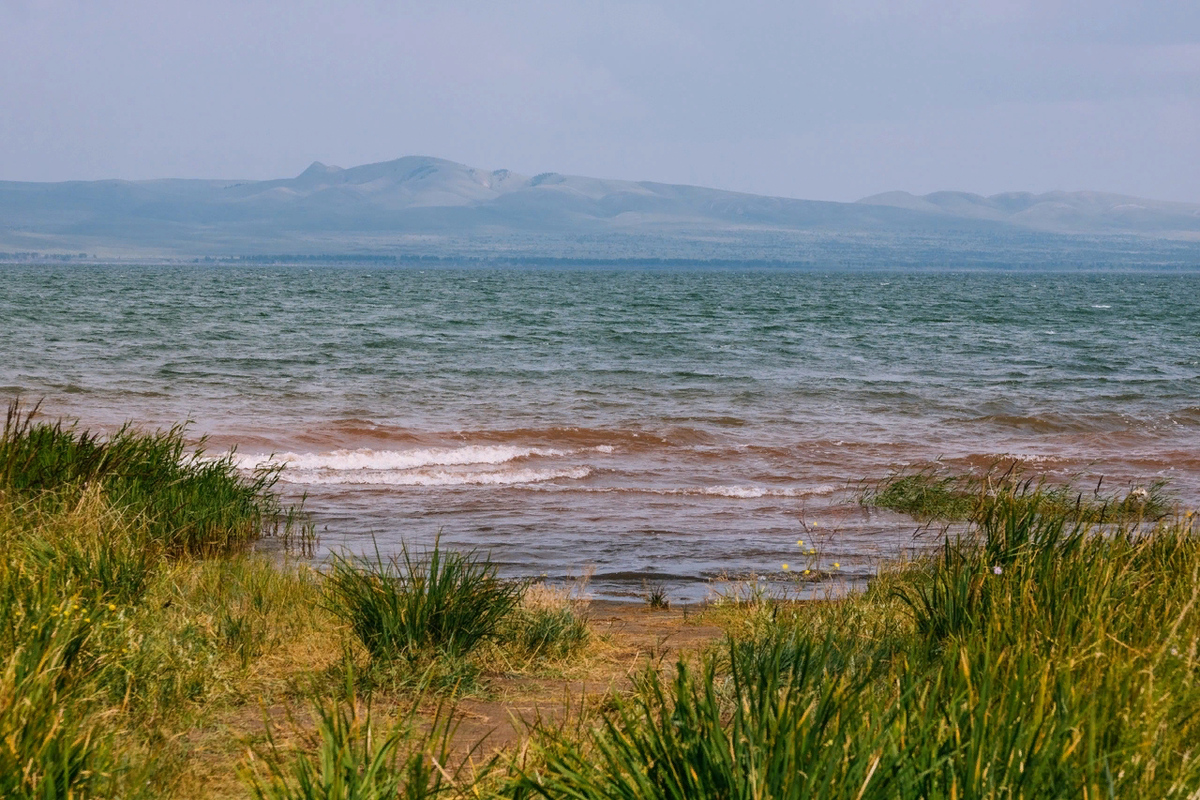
[2,0,1197,202]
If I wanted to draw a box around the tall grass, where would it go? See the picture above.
[1,399,294,556]
[0,402,314,797]
[244,690,469,800]
[325,540,525,663]
[516,633,881,800]
[0,615,111,800]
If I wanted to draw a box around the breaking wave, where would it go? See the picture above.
[234,444,610,472]
[287,465,593,487]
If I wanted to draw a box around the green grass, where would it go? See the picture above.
[324,540,525,663]
[0,402,314,798]
[1,399,298,556]
[505,605,590,659]
[243,687,473,800]
[862,464,1172,524]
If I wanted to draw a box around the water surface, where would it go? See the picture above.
[3,265,1197,601]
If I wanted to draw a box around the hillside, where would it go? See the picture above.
[2,156,1199,266]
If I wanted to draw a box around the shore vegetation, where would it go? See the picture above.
[861,463,1173,523]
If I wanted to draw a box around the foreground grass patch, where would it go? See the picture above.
[1,399,296,556]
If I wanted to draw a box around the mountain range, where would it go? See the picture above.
[2,155,1199,267]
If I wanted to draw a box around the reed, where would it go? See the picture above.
[1,399,297,556]
[863,464,1172,524]
[324,540,525,663]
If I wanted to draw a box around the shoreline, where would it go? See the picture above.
[3,409,1199,796]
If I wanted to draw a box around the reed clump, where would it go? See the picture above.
[1,399,293,556]
[862,463,1172,524]
[324,540,526,664]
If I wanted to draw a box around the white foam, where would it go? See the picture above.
[1091,304,1112,309]
[693,484,837,498]
[698,485,774,498]
[564,484,834,499]
[235,445,575,472]
[283,466,591,487]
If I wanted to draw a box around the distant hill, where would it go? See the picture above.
[857,190,1200,236]
[2,156,1199,267]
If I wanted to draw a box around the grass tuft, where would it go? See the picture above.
[324,539,525,663]
[643,582,670,610]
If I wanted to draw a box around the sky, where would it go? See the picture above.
[1,0,1198,203]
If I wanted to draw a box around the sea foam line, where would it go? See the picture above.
[234,444,612,472]
[555,484,837,499]
[281,466,592,487]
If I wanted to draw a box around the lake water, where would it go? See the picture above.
[3,265,1198,602]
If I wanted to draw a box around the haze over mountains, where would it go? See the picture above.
[2,156,1199,267]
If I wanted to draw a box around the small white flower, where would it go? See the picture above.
[992,565,1003,575]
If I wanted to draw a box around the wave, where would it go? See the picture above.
[230,420,724,453]
[234,444,611,472]
[686,484,834,499]
[970,408,1200,435]
[284,466,592,487]
[565,484,837,499]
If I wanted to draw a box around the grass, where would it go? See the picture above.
[243,682,476,800]
[643,582,670,610]
[862,462,1173,524]
[0,402,318,798]
[1,399,299,556]
[6,404,1200,798]
[324,540,526,663]
[504,579,591,659]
